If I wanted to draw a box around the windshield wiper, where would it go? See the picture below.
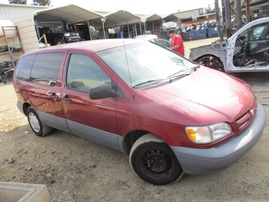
[167,65,200,79]
[132,79,163,88]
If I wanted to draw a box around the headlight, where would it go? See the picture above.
[185,123,232,144]
[64,33,70,37]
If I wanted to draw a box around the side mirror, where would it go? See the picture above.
[89,84,116,100]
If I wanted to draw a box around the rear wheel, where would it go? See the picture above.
[26,107,52,137]
[194,55,224,72]
[129,134,183,185]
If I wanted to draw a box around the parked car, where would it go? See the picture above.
[13,39,266,185]
[160,21,177,30]
[135,34,171,48]
[38,26,81,45]
[38,20,81,45]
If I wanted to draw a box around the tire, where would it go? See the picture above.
[56,39,65,45]
[194,55,224,72]
[26,107,52,137]
[129,134,184,185]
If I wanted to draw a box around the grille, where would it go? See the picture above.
[235,107,255,130]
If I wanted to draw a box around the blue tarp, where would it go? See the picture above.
[190,29,207,40]
[208,27,219,37]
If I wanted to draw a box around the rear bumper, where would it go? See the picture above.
[170,103,266,175]
[17,100,24,115]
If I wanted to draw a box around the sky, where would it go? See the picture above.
[0,0,218,15]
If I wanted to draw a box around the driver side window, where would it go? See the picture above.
[66,54,111,93]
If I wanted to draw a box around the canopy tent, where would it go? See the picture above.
[143,14,163,33]
[89,10,142,38]
[90,10,141,29]
[163,14,178,22]
[145,14,163,22]
[34,4,105,40]
[34,4,103,23]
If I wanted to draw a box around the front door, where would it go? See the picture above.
[61,53,119,150]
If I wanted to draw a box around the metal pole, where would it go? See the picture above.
[246,0,250,23]
[144,22,146,34]
[224,0,231,28]
[127,24,130,38]
[102,22,106,39]
[101,17,107,39]
[177,9,180,26]
[236,0,242,29]
[139,22,142,35]
[87,21,92,40]
[215,0,224,41]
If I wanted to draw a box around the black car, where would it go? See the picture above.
[38,26,81,45]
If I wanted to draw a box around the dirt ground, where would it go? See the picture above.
[0,38,269,202]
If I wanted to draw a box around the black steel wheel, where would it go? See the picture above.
[26,107,52,137]
[129,134,183,185]
[194,55,224,72]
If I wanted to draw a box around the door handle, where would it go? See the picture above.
[62,95,72,101]
[50,93,59,99]
[47,91,59,99]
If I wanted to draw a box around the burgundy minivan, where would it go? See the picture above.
[13,39,266,185]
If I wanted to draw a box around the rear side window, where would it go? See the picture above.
[30,53,64,86]
[15,53,64,86]
[15,55,35,81]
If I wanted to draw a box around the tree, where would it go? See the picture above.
[8,0,27,4]
[32,0,51,6]
[205,3,216,14]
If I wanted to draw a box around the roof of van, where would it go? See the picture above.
[28,39,141,55]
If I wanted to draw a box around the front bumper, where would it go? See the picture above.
[65,36,81,43]
[170,103,266,175]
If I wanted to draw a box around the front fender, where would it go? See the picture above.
[189,41,228,70]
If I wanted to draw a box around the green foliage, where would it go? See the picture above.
[8,0,27,4]
[32,0,51,6]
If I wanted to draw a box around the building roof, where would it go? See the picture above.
[0,3,47,20]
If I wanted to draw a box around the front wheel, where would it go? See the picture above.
[26,107,52,137]
[194,55,224,72]
[56,39,65,45]
[129,134,183,185]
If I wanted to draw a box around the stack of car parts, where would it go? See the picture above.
[0,61,13,84]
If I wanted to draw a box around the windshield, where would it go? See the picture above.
[96,42,196,88]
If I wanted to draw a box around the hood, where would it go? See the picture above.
[141,67,255,125]
[68,32,79,36]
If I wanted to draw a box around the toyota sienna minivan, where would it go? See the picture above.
[13,39,266,185]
